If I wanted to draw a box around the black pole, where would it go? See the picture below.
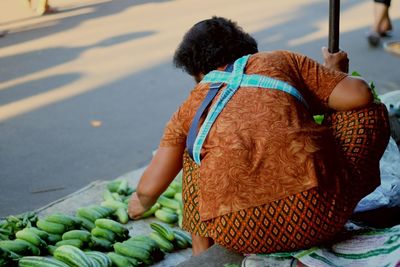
[328,0,340,53]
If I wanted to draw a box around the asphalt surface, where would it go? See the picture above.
[1,0,399,217]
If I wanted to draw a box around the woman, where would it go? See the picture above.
[128,17,390,256]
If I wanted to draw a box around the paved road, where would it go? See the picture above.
[1,0,399,217]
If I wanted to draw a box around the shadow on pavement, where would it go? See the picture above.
[0,0,170,48]
[0,30,155,85]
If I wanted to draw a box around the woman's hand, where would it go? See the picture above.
[127,192,148,220]
[127,146,185,220]
[321,47,349,73]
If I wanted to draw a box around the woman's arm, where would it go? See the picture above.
[322,47,373,111]
[128,145,185,219]
[327,76,373,111]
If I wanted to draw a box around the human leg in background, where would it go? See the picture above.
[373,0,393,35]
[36,0,50,15]
[367,0,392,46]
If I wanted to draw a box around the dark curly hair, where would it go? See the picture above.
[173,16,258,76]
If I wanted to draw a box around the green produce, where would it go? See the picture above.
[90,236,113,251]
[125,235,157,249]
[178,213,183,228]
[87,257,101,267]
[76,207,103,223]
[85,251,112,267]
[114,208,129,224]
[0,229,11,241]
[36,219,66,235]
[126,235,157,247]
[173,229,192,246]
[124,235,164,262]
[62,230,91,243]
[107,252,136,267]
[123,239,154,253]
[174,192,183,202]
[25,227,49,241]
[18,256,70,267]
[160,206,177,214]
[15,239,40,256]
[94,219,128,237]
[0,233,9,241]
[100,200,126,211]
[0,246,21,261]
[157,195,181,210]
[0,212,38,238]
[53,245,92,267]
[45,214,82,229]
[150,222,175,241]
[106,180,122,193]
[76,217,95,231]
[161,187,176,198]
[47,245,57,255]
[116,180,129,195]
[141,203,161,218]
[149,231,174,253]
[0,239,35,255]
[154,209,178,224]
[46,234,62,244]
[55,239,83,249]
[113,242,151,264]
[102,190,115,202]
[170,181,182,192]
[91,227,116,242]
[15,228,47,249]
[173,233,189,249]
[90,206,114,218]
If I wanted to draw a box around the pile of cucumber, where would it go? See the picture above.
[0,174,192,266]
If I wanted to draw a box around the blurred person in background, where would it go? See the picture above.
[367,0,393,46]
[128,17,390,256]
[24,0,55,15]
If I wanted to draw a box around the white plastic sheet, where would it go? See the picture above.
[354,137,400,212]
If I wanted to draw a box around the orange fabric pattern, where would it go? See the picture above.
[180,103,389,254]
[160,50,348,220]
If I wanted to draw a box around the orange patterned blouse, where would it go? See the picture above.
[160,50,348,221]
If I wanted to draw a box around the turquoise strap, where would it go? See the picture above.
[192,55,249,164]
[201,71,309,109]
[192,55,308,165]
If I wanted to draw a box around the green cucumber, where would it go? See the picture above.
[149,222,175,241]
[157,195,181,210]
[91,227,116,242]
[18,256,70,267]
[94,219,128,237]
[55,239,83,249]
[36,219,66,235]
[161,187,176,198]
[113,242,151,263]
[90,236,113,251]
[114,207,129,224]
[141,203,161,218]
[53,245,92,267]
[149,231,174,253]
[85,251,112,267]
[62,230,91,243]
[154,209,178,224]
[107,252,135,267]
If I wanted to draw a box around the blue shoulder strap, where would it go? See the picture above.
[186,64,233,160]
[188,55,309,165]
